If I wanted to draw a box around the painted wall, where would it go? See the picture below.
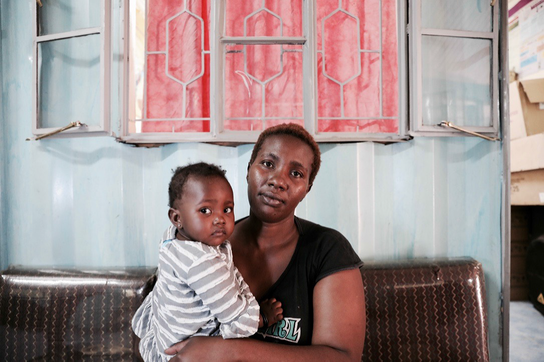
[0,2,6,269]
[0,1,504,360]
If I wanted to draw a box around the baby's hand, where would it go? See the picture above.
[259,298,283,328]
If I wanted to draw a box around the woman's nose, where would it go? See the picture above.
[268,172,287,190]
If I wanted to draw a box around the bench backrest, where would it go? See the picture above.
[361,258,489,362]
[0,267,156,361]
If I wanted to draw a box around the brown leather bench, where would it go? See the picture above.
[0,267,156,361]
[1,258,489,361]
[361,257,489,362]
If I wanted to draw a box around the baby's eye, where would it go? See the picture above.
[199,208,212,215]
[224,207,233,214]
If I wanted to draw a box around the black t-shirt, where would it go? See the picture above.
[252,217,363,345]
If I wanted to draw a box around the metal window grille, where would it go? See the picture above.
[122,0,406,143]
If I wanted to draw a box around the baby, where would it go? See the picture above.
[132,162,283,361]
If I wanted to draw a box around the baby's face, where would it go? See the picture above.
[174,175,235,246]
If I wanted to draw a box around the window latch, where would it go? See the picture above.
[26,121,87,141]
[438,121,499,141]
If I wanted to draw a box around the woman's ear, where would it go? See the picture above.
[168,207,182,228]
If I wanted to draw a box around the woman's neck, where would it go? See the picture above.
[245,213,299,249]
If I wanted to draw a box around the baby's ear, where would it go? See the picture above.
[168,208,182,228]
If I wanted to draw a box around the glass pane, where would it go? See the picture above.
[316,0,399,134]
[138,0,211,133]
[136,120,210,133]
[421,36,492,127]
[146,0,211,52]
[224,45,303,131]
[225,0,303,37]
[38,36,101,129]
[317,119,399,133]
[422,0,492,32]
[38,0,101,36]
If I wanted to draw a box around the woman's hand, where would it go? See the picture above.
[165,336,224,362]
[164,339,189,356]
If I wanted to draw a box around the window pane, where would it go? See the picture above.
[146,0,211,52]
[138,0,211,133]
[135,120,210,133]
[316,0,399,134]
[38,36,101,129]
[422,0,492,32]
[224,45,303,131]
[421,36,492,127]
[38,0,101,36]
[225,0,303,37]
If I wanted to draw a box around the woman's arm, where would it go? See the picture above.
[166,268,365,362]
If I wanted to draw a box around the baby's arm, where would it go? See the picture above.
[187,253,260,339]
[232,266,283,328]
[258,298,283,328]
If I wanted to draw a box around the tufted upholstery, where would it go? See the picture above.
[361,258,489,362]
[0,267,156,362]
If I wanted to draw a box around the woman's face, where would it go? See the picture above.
[247,134,314,223]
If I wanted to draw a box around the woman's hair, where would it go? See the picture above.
[168,162,227,207]
[249,123,321,185]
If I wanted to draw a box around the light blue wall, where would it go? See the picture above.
[0,1,504,360]
[0,1,6,269]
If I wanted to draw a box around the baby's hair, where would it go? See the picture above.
[249,123,321,185]
[168,162,228,207]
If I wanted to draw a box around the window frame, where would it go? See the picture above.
[120,0,408,144]
[408,0,500,138]
[32,0,112,138]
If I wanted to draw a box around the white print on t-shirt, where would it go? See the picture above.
[257,317,301,343]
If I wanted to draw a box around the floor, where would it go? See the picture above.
[509,301,544,362]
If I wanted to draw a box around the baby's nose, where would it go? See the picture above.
[213,216,225,224]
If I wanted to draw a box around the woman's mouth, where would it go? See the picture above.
[260,192,284,206]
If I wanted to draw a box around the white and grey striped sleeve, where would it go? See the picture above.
[186,251,260,339]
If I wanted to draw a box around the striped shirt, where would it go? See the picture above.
[132,226,259,361]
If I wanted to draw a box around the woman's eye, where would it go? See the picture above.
[262,160,273,168]
[199,208,212,214]
[224,207,233,214]
[292,170,303,178]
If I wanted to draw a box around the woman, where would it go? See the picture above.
[165,123,366,361]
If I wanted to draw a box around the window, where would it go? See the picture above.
[409,0,500,137]
[33,0,111,137]
[121,0,407,143]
